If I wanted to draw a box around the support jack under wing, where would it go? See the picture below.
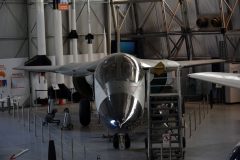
[188,72,240,89]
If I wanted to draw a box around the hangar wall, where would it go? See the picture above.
[0,58,30,105]
[0,0,28,58]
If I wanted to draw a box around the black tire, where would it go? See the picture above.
[182,137,186,148]
[144,137,148,149]
[48,140,56,160]
[125,133,131,149]
[229,145,240,160]
[113,133,119,149]
[68,124,74,130]
[79,99,91,126]
[73,76,93,98]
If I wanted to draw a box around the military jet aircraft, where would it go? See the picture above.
[15,53,225,149]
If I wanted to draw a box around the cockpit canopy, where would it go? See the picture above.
[96,54,144,87]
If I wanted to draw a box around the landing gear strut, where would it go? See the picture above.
[113,133,131,149]
[79,99,91,126]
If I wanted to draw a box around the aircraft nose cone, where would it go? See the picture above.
[98,93,143,130]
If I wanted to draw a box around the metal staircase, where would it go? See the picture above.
[146,69,185,160]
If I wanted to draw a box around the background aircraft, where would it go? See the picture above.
[16,53,225,149]
[188,72,240,89]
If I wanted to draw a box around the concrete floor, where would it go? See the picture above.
[184,103,240,160]
[0,102,240,160]
[0,103,147,160]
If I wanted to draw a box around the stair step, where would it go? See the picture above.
[151,108,177,112]
[150,101,178,104]
[151,113,178,118]
[151,120,179,124]
[151,133,179,137]
[150,93,179,97]
[153,155,182,160]
[151,140,180,144]
[151,126,181,130]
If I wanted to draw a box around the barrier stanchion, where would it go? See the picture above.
[22,105,25,126]
[71,138,74,160]
[198,103,201,124]
[61,130,63,160]
[84,145,86,160]
[48,140,56,160]
[41,118,44,143]
[194,109,197,131]
[202,101,205,119]
[17,101,19,120]
[48,125,51,141]
[161,143,163,160]
[183,118,186,138]
[34,114,37,137]
[13,103,15,118]
[28,108,30,132]
[189,114,192,138]
[169,140,172,160]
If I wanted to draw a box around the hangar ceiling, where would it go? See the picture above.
[0,0,240,60]
[109,0,240,59]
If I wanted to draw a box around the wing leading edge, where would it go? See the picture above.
[139,59,225,75]
[188,72,240,89]
[14,59,103,77]
[177,59,226,68]
[14,65,59,73]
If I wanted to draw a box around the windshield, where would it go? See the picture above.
[96,54,143,87]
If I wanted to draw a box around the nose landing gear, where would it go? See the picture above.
[113,133,131,150]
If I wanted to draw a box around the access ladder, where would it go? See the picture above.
[146,68,185,160]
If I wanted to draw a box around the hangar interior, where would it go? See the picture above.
[0,0,240,160]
